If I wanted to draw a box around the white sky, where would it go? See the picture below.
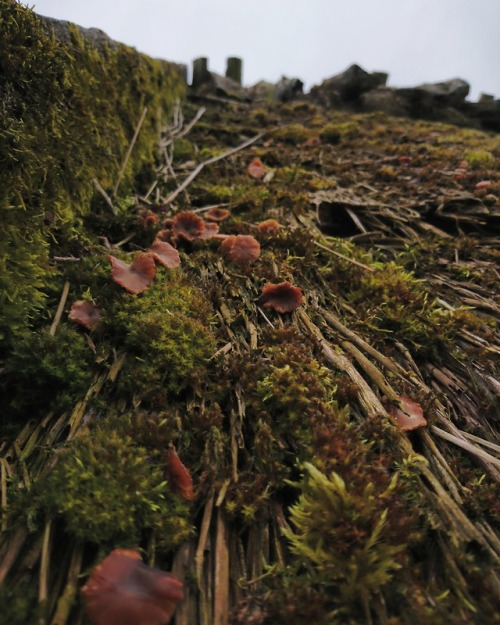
[30,0,500,101]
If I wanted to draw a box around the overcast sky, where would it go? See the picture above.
[30,0,500,101]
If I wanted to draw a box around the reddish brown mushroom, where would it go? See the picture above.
[147,239,181,269]
[205,207,231,222]
[257,219,281,235]
[171,211,206,242]
[247,158,267,180]
[68,300,101,330]
[220,234,260,266]
[82,549,184,625]
[258,282,304,313]
[384,395,428,432]
[165,444,195,502]
[109,254,156,295]
[197,222,220,240]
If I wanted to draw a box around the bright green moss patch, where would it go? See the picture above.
[464,149,495,169]
[0,0,184,342]
[283,464,404,605]
[32,422,192,548]
[111,271,216,403]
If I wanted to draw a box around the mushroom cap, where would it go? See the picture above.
[68,300,101,330]
[147,239,181,269]
[247,158,267,180]
[205,207,231,222]
[258,281,304,313]
[257,219,281,235]
[220,234,260,266]
[171,211,206,242]
[82,549,184,625]
[165,444,194,502]
[109,254,156,295]
[197,222,220,240]
[384,395,428,432]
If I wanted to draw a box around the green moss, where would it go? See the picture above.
[111,271,216,403]
[0,583,43,625]
[0,1,185,342]
[464,149,495,169]
[272,124,312,145]
[0,324,94,421]
[32,420,192,548]
[283,463,405,605]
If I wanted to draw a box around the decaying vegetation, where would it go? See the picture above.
[1,4,499,624]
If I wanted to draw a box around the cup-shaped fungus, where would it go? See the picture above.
[171,211,206,242]
[147,239,181,269]
[384,395,427,432]
[197,222,220,239]
[258,281,304,313]
[165,444,195,502]
[220,234,260,267]
[109,253,156,295]
[68,300,101,330]
[247,158,267,180]
[205,207,230,222]
[257,219,281,235]
[82,548,184,625]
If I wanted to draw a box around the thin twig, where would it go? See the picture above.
[163,133,264,207]
[113,106,148,196]
[49,281,70,337]
[313,240,375,272]
[162,106,206,148]
[93,178,117,215]
[431,426,500,470]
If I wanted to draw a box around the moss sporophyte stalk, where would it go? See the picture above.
[1,4,499,623]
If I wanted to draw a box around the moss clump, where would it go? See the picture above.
[272,124,312,145]
[283,463,405,607]
[0,0,184,342]
[112,271,216,403]
[0,583,43,625]
[33,422,192,548]
[464,149,495,169]
[0,324,94,422]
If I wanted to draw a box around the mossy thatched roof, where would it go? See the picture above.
[0,6,499,625]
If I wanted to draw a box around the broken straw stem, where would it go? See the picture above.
[49,281,70,337]
[163,133,264,206]
[113,106,148,196]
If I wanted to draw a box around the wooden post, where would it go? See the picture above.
[225,57,242,85]
[192,57,209,89]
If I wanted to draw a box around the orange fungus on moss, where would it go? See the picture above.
[82,548,184,625]
[165,444,195,502]
[258,281,304,313]
[68,300,101,330]
[220,234,260,266]
[147,239,181,268]
[109,253,156,295]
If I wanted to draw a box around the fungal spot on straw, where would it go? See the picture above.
[384,395,428,432]
[258,281,304,313]
[109,253,156,294]
[82,548,184,625]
